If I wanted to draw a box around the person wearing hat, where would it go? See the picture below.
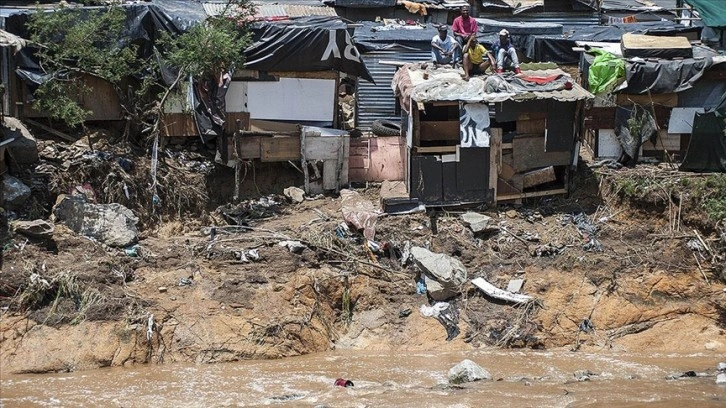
[492,29,521,74]
[431,25,460,65]
[461,35,495,81]
[451,6,478,48]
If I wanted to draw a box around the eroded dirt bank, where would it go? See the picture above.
[2,162,726,374]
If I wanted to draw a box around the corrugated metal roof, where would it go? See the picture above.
[203,2,336,19]
[357,49,432,129]
[402,65,592,103]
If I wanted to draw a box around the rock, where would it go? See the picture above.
[158,287,168,293]
[3,175,31,209]
[410,247,467,290]
[718,362,726,372]
[11,219,54,239]
[2,117,39,165]
[52,195,139,247]
[717,373,726,384]
[704,340,723,351]
[505,209,518,219]
[448,359,491,384]
[423,275,457,301]
[283,186,305,204]
[573,370,596,382]
[278,240,306,254]
[460,212,498,233]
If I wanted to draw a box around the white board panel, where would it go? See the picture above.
[225,81,247,113]
[668,107,703,134]
[597,129,621,158]
[247,78,335,122]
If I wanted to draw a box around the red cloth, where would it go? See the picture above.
[520,74,562,84]
[452,16,478,37]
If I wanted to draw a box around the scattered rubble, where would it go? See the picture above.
[283,186,305,204]
[410,247,467,291]
[460,212,498,233]
[10,219,54,239]
[717,373,726,385]
[447,359,491,384]
[3,175,31,209]
[52,195,139,247]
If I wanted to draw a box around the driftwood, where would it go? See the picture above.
[471,277,534,304]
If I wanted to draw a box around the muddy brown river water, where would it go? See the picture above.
[1,350,725,407]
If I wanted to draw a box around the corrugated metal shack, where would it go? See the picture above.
[392,63,593,206]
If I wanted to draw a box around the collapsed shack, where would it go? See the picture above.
[391,63,593,206]
[580,33,726,166]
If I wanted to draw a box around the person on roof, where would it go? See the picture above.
[462,35,495,81]
[492,29,521,74]
[451,6,478,48]
[431,25,460,65]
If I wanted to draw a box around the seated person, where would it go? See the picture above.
[462,35,495,80]
[431,26,460,65]
[492,29,521,74]
[451,6,478,48]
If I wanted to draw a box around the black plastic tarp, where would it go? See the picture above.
[621,58,721,94]
[523,22,701,64]
[353,21,437,52]
[245,16,373,81]
[679,93,726,172]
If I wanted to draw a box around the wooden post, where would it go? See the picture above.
[300,127,310,193]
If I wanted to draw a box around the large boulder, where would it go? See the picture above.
[448,359,491,384]
[2,175,31,209]
[2,117,39,165]
[460,212,498,233]
[11,219,54,239]
[410,246,467,291]
[423,275,457,301]
[53,195,138,247]
[283,186,305,204]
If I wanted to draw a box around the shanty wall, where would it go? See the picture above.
[405,98,578,205]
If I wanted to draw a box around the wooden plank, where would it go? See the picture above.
[497,178,520,195]
[415,146,457,154]
[500,162,516,180]
[489,127,501,200]
[642,129,681,152]
[237,136,262,159]
[522,166,556,188]
[512,135,570,172]
[419,121,460,142]
[261,136,301,162]
[24,119,76,142]
[517,118,546,135]
[497,187,568,201]
[161,113,197,137]
[305,136,347,161]
[250,119,299,133]
[269,71,338,79]
[225,111,250,134]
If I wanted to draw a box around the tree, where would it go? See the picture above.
[26,0,255,136]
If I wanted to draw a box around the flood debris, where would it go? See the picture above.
[471,277,533,304]
[506,279,525,294]
[3,175,31,209]
[278,240,306,254]
[340,189,379,241]
[410,246,467,300]
[283,186,305,204]
[53,195,139,247]
[334,378,354,387]
[717,373,726,385]
[448,359,491,384]
[572,370,597,382]
[10,219,54,240]
[561,213,602,252]
[420,302,460,341]
[460,212,498,233]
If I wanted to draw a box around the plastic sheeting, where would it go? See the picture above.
[245,17,373,81]
[684,0,726,28]
[587,48,624,95]
[621,57,724,95]
[679,93,726,173]
[340,189,379,241]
